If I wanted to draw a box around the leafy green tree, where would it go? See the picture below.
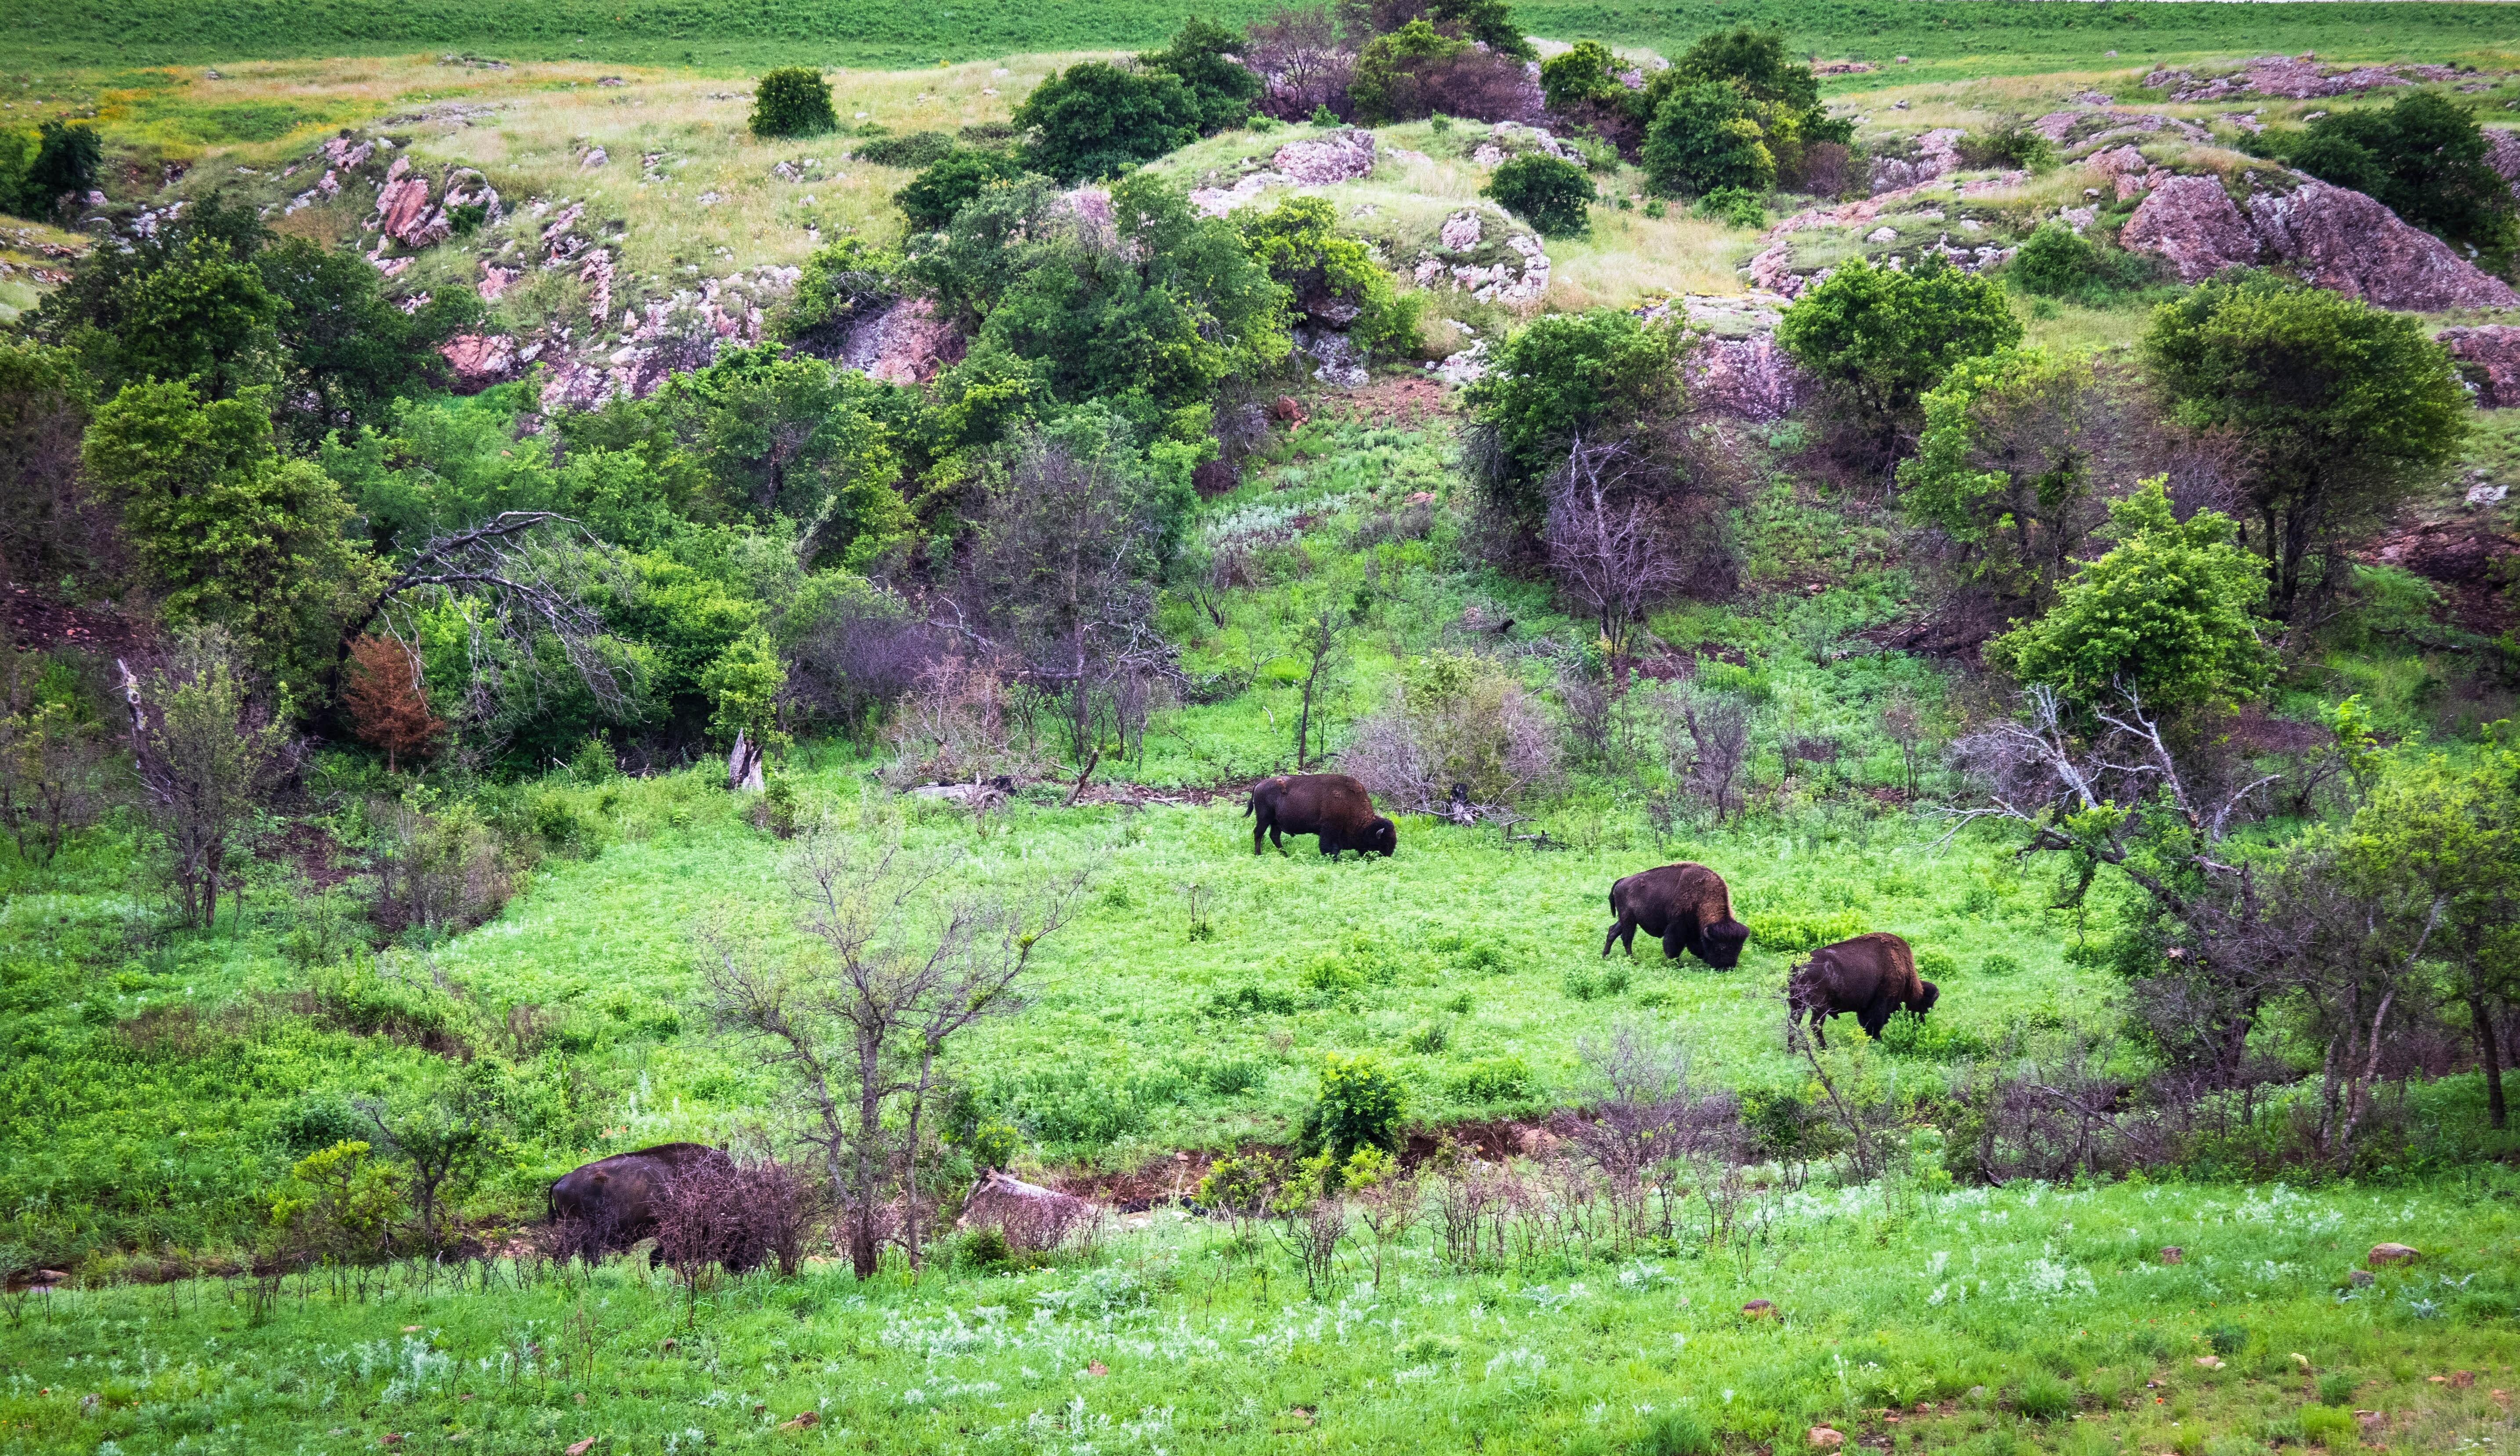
[257,235,472,447]
[1776,252,2021,455]
[654,346,910,567]
[18,120,100,217]
[1463,308,1682,527]
[1639,82,1775,197]
[0,341,97,591]
[702,627,789,786]
[777,237,903,352]
[1139,18,1264,134]
[893,148,1028,231]
[83,381,384,695]
[1896,347,2129,611]
[1988,477,2270,713]
[1668,25,1821,113]
[2142,271,2467,619]
[2334,744,2520,1127]
[1012,62,1200,182]
[1236,195,1416,358]
[1483,154,1595,237]
[64,233,280,399]
[1541,40,1633,116]
[1347,20,1468,123]
[2275,91,2516,259]
[750,67,839,138]
[130,626,294,927]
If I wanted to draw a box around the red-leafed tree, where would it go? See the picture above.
[342,634,445,771]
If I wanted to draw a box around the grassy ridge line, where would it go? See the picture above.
[8,0,2518,71]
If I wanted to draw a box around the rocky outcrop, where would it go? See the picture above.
[1412,230,1550,304]
[2490,129,2520,203]
[439,333,521,392]
[1271,129,1378,186]
[1868,128,1963,195]
[2143,54,2457,104]
[1440,210,1482,250]
[1188,168,1286,217]
[1468,120,1581,168]
[2120,172,2518,309]
[1292,324,1368,388]
[1683,333,1808,422]
[2120,175,2258,283]
[838,297,965,384]
[2246,181,2518,310]
[2438,325,2520,408]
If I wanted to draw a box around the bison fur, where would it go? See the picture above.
[1602,862,1750,968]
[548,1142,744,1266]
[1244,773,1397,857]
[1787,932,1940,1048]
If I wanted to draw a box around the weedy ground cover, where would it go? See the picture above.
[4,1176,2516,1454]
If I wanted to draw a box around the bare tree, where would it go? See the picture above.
[1244,4,1356,120]
[1543,436,1690,667]
[701,830,1088,1279]
[1879,693,1926,800]
[941,432,1179,766]
[335,512,633,743]
[122,629,293,928]
[1641,685,1751,826]
[1291,602,1345,770]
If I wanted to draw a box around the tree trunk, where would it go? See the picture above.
[2469,990,2508,1130]
[852,1027,885,1280]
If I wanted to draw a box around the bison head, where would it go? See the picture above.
[1910,980,1940,1015]
[1699,917,1750,969]
[1363,815,1398,856]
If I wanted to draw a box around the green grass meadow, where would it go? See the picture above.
[7,0,2519,75]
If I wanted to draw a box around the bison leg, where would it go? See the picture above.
[1602,915,1637,957]
[1806,1007,1831,1051]
[1858,992,1897,1040]
[1253,814,1267,855]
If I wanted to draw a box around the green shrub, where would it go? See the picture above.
[2316,1371,2360,1405]
[1956,121,2055,172]
[1299,1052,1408,1159]
[1914,946,1958,981]
[963,1120,1022,1170]
[1692,185,1766,229]
[1878,1009,1988,1061]
[2009,222,2099,297]
[1740,909,1864,955]
[1136,18,1261,134]
[1563,967,1605,1000]
[1200,1057,1267,1096]
[757,776,800,837]
[1448,1055,1533,1103]
[1979,952,2020,978]
[1403,1020,1450,1054]
[1463,307,1682,527]
[2013,1370,2075,1420]
[855,129,957,168]
[275,1094,370,1155]
[1777,251,2022,448]
[2205,1323,2248,1356]
[893,147,1026,230]
[1640,82,1773,197]
[1483,154,1595,237]
[750,67,838,139]
[1208,984,1298,1016]
[1012,61,1199,182]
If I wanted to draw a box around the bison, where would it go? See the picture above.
[1245,773,1397,858]
[1602,862,1751,968]
[1788,932,1940,1048]
[548,1142,742,1265]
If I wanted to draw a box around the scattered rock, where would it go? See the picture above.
[566,1442,597,1456]
[957,1168,1097,1239]
[374,170,433,244]
[1807,1427,1845,1450]
[2369,1242,2420,1267]
[439,333,520,392]
[1271,129,1376,186]
[1188,169,1287,217]
[2452,1371,2476,1388]
[1292,325,1369,388]
[2348,1269,2376,1287]
[2160,1246,2183,1265]
[477,262,517,301]
[1684,333,1809,422]
[838,297,966,385]
[579,146,607,170]
[1086,1362,1110,1377]
[1434,341,1487,385]
[2146,53,2457,104]
[1441,210,1483,250]
[579,248,615,324]
[1865,225,1898,243]
[2196,1355,2225,1370]
[2470,482,2509,505]
[2490,130,2520,202]
[1868,128,1964,194]
[1813,61,1874,76]
[1741,1298,1778,1319]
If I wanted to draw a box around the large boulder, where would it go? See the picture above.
[2245,180,2519,310]
[2439,325,2520,408]
[1271,129,1376,186]
[2120,174,2259,283]
[439,333,519,393]
[2489,129,2520,203]
[1683,334,1809,422]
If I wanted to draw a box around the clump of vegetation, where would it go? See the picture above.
[1482,153,1594,237]
[1012,61,1200,182]
[749,66,839,139]
[1298,1051,1408,1161]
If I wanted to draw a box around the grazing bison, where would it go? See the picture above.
[548,1142,738,1264]
[1602,862,1751,968]
[1788,932,1940,1048]
[1245,773,1397,857]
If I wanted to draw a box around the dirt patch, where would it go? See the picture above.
[260,819,359,889]
[2357,514,2520,638]
[1320,374,1454,428]
[7,586,150,660]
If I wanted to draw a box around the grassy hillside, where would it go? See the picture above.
[5,0,2518,74]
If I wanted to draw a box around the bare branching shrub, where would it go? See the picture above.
[1641,684,1751,825]
[1544,438,1690,664]
[653,1157,816,1302]
[123,629,295,927]
[958,1169,1097,1254]
[1342,649,1557,814]
[1566,1027,1745,1244]
[1246,4,1356,120]
[782,584,943,742]
[369,798,511,939]
[880,656,1047,789]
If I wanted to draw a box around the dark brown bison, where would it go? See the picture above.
[1788,932,1940,1048]
[548,1142,743,1265]
[1245,773,1397,857]
[1602,862,1750,968]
